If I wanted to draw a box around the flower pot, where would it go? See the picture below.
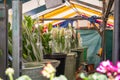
[22,62,47,80]
[44,53,67,76]
[22,59,60,80]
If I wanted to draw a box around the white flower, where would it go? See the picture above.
[0,78,3,80]
[53,75,67,80]
[5,68,14,75]
[47,63,56,73]
[41,70,50,78]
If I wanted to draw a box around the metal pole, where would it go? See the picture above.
[12,0,22,78]
[40,17,88,21]
[39,17,101,21]
[101,0,106,60]
[101,0,114,60]
[104,0,114,19]
[92,23,102,36]
[112,0,119,64]
[0,4,8,80]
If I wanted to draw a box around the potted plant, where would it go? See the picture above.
[8,16,60,80]
[40,25,67,76]
[22,16,60,80]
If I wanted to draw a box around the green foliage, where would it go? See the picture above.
[48,23,53,32]
[8,22,12,55]
[41,33,52,54]
[16,75,32,80]
[22,15,43,62]
[79,72,107,80]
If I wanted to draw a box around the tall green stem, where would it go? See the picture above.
[50,73,55,80]
[8,74,13,80]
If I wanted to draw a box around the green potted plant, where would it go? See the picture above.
[22,16,60,80]
[8,16,60,80]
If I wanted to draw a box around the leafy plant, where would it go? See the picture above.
[41,33,52,54]
[40,24,52,55]
[22,15,43,62]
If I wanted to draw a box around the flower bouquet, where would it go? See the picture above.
[79,60,120,80]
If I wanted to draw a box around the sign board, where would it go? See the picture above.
[45,0,63,9]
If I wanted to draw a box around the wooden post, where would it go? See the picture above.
[112,0,120,64]
[0,4,8,80]
[12,0,22,78]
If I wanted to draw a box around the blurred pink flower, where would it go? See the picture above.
[115,75,120,80]
[96,60,116,73]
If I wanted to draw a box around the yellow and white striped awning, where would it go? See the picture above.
[37,1,114,27]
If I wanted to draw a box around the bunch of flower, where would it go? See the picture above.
[51,26,65,53]
[79,60,120,80]
[96,60,120,80]
[41,63,56,80]
[41,63,67,80]
[64,24,73,53]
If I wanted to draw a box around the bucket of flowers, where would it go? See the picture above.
[79,60,120,80]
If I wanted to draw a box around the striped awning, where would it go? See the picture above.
[8,0,114,28]
[32,1,114,27]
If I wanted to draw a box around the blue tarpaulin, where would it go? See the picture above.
[53,20,74,28]
[77,30,101,67]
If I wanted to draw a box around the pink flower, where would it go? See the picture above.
[117,62,120,73]
[115,75,120,80]
[96,60,116,73]
[96,65,107,73]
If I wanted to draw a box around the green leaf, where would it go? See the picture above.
[48,23,53,31]
[16,75,32,80]
[79,72,86,79]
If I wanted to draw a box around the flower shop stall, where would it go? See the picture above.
[36,0,114,68]
[0,0,117,80]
